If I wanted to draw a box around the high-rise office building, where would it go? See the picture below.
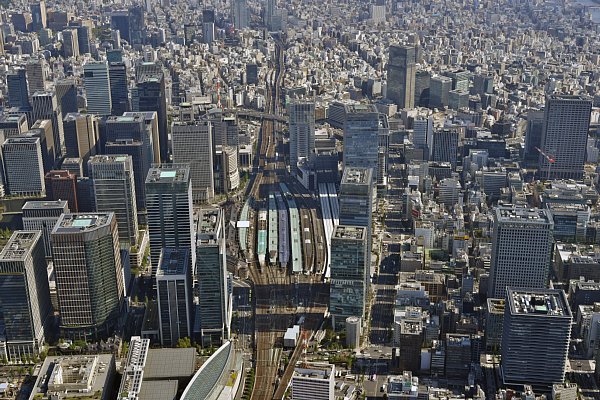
[83,61,112,117]
[289,101,315,172]
[196,207,230,346]
[524,109,544,168]
[501,288,572,390]
[429,75,452,109]
[432,127,459,169]
[329,225,369,330]
[156,248,192,346]
[51,213,125,340]
[539,95,592,180]
[132,69,168,162]
[63,113,98,172]
[232,0,249,29]
[89,155,138,249]
[45,170,78,212]
[339,167,374,231]
[61,157,83,178]
[31,92,63,161]
[0,114,28,138]
[488,206,554,299]
[129,5,145,48]
[109,62,129,116]
[62,28,79,58]
[26,57,47,94]
[414,70,431,107]
[291,363,335,400]
[202,10,215,44]
[76,25,91,54]
[171,121,214,203]
[343,104,381,174]
[2,135,45,196]
[0,231,52,362]
[123,111,161,164]
[145,165,195,278]
[30,119,55,171]
[22,200,69,258]
[7,68,31,109]
[55,79,78,114]
[413,116,433,158]
[387,44,416,109]
[214,146,240,194]
[111,11,131,43]
[30,1,47,31]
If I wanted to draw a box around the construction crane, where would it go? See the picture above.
[535,147,555,180]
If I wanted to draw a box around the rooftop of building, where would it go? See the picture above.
[45,170,76,179]
[341,167,373,185]
[89,154,131,165]
[146,165,190,184]
[157,248,190,277]
[197,208,222,244]
[400,319,423,335]
[53,213,112,233]
[138,380,178,400]
[123,111,157,121]
[106,114,145,123]
[333,225,366,240]
[344,103,378,114]
[30,354,114,399]
[507,288,571,318]
[143,348,196,380]
[0,231,40,261]
[495,205,552,224]
[293,362,335,380]
[0,114,25,123]
[3,135,39,144]
[22,200,68,210]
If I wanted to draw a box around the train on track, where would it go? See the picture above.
[257,208,268,268]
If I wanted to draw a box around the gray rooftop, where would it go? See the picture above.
[507,288,571,318]
[0,231,41,261]
[143,348,196,379]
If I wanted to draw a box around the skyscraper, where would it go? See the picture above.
[171,120,214,203]
[51,213,125,340]
[291,363,335,400]
[232,0,249,29]
[30,0,47,31]
[0,231,52,362]
[539,95,592,180]
[339,167,374,231]
[31,92,63,161]
[202,10,215,44]
[387,44,416,109]
[63,113,98,171]
[106,114,155,209]
[89,155,138,249]
[129,5,145,48]
[412,116,433,159]
[2,135,45,196]
[109,62,129,116]
[196,207,230,346]
[329,225,369,330]
[62,29,79,58]
[432,127,459,168]
[132,69,168,162]
[502,288,572,390]
[488,206,554,299]
[111,11,131,43]
[7,68,31,109]
[145,165,195,278]
[429,75,452,109]
[45,170,79,212]
[83,61,112,117]
[76,25,91,54]
[55,79,78,114]
[22,200,69,258]
[414,70,431,107]
[343,104,381,174]
[26,56,47,94]
[524,109,544,168]
[156,248,192,346]
[289,101,315,173]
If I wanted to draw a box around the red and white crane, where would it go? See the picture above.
[535,147,555,180]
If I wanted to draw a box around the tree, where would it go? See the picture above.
[176,337,192,348]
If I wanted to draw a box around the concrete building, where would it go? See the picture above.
[88,155,138,249]
[485,298,505,350]
[51,213,125,340]
[387,44,416,109]
[29,354,115,400]
[196,207,230,346]
[232,0,249,29]
[145,165,195,278]
[7,68,30,109]
[429,75,452,109]
[63,113,98,172]
[329,225,369,330]
[171,120,214,203]
[109,62,129,115]
[55,79,78,114]
[0,231,51,363]
[432,128,459,169]
[26,56,47,94]
[291,362,335,400]
[539,95,592,180]
[343,104,380,173]
[501,288,572,391]
[156,248,192,346]
[289,101,315,173]
[22,200,69,258]
[62,28,79,58]
[83,61,112,117]
[488,206,554,299]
